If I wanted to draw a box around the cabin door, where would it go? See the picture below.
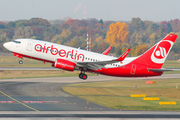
[130,64,136,75]
[27,41,33,51]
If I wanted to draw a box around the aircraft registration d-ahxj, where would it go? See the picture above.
[3,34,178,80]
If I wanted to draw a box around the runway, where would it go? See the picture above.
[0,74,179,119]
[0,82,113,112]
[0,67,58,70]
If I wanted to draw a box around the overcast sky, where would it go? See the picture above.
[0,0,180,22]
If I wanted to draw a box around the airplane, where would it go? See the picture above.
[3,33,178,80]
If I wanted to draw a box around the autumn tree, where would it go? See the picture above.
[51,34,66,44]
[0,34,10,43]
[129,17,145,33]
[13,27,33,39]
[106,22,129,47]
[69,39,79,48]
[130,43,147,56]
[167,23,173,33]
[28,18,51,27]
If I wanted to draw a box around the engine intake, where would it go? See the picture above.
[54,58,75,71]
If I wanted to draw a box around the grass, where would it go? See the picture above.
[1,56,180,68]
[0,56,180,78]
[0,70,95,79]
[62,79,180,111]
[163,60,180,68]
[0,56,51,67]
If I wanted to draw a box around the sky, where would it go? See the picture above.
[0,0,180,22]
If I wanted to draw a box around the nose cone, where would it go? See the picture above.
[3,42,11,50]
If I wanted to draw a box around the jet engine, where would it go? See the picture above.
[53,58,75,71]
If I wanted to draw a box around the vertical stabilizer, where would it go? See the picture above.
[133,34,178,68]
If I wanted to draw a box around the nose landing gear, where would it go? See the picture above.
[79,71,87,80]
[19,59,23,64]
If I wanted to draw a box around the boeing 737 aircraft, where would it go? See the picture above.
[3,34,178,80]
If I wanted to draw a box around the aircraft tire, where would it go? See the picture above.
[79,73,83,79]
[79,73,87,80]
[19,60,23,64]
[82,74,87,80]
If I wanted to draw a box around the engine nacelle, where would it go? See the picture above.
[53,58,75,71]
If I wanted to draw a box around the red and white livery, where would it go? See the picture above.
[3,34,178,80]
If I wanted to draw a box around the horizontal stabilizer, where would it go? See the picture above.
[147,68,173,72]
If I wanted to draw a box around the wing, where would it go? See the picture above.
[102,46,112,55]
[76,49,131,70]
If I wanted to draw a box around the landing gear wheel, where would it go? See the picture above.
[79,73,83,78]
[19,60,23,64]
[79,72,88,80]
[82,74,87,80]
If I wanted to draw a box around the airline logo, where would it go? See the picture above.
[34,43,85,61]
[154,47,166,59]
[151,40,173,63]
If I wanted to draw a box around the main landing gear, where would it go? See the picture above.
[79,71,87,80]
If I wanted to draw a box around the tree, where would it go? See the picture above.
[129,17,144,33]
[95,23,103,30]
[13,27,33,39]
[95,36,103,42]
[0,34,10,43]
[51,34,66,44]
[167,23,173,33]
[69,39,79,48]
[147,24,153,35]
[15,21,25,28]
[0,24,5,29]
[106,22,129,47]
[61,29,72,38]
[7,22,15,29]
[158,24,163,37]
[98,19,104,29]
[28,18,51,27]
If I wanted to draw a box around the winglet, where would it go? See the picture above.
[102,46,112,55]
[116,49,131,61]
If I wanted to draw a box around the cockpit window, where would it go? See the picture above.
[13,40,21,44]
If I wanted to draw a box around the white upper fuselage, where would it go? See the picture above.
[3,39,136,68]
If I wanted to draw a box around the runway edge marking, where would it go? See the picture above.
[0,91,40,112]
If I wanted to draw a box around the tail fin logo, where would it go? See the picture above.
[155,47,167,59]
[151,40,173,63]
